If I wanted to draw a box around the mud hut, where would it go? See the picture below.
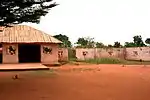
[0,25,62,64]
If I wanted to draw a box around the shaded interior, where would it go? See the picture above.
[18,44,41,63]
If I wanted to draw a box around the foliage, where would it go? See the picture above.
[145,38,150,45]
[133,35,146,47]
[53,34,72,47]
[80,58,123,64]
[124,42,136,47]
[113,41,122,48]
[76,37,95,48]
[124,35,146,47]
[96,42,105,48]
[86,37,95,48]
[0,0,58,26]
[76,37,88,48]
[75,58,150,65]
[107,44,113,48]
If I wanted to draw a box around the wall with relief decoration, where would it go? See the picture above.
[125,47,150,61]
[2,44,18,63]
[58,48,68,61]
[76,47,150,61]
[41,44,59,64]
[76,48,125,60]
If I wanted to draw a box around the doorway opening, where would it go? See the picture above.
[18,44,41,63]
[0,44,2,63]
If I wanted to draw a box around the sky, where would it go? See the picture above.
[24,0,150,45]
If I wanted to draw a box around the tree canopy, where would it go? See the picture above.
[145,38,150,46]
[113,41,122,48]
[124,35,146,47]
[0,0,58,26]
[76,37,95,48]
[107,44,113,48]
[53,34,72,48]
[133,35,146,47]
[95,42,105,48]
[124,42,136,47]
[76,37,88,47]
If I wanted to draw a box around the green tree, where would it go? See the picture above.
[107,44,113,48]
[86,37,95,48]
[76,37,95,48]
[133,35,146,47]
[145,38,150,46]
[113,41,122,48]
[96,42,105,48]
[124,35,146,47]
[53,34,72,48]
[124,42,136,47]
[0,0,58,26]
[76,37,88,48]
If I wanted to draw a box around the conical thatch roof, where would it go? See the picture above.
[0,25,62,44]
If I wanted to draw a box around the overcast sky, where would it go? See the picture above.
[25,0,150,45]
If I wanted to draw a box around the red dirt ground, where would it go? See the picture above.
[0,64,150,100]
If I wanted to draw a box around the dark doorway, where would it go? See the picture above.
[0,44,3,63]
[18,44,41,63]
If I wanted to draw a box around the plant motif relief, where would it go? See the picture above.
[7,46,16,55]
[43,46,52,54]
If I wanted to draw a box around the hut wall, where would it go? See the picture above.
[41,44,59,64]
[2,44,18,63]
[58,48,68,61]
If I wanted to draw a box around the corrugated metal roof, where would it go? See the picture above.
[0,25,62,44]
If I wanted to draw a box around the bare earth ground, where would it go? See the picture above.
[1,64,150,100]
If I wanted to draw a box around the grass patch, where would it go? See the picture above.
[75,58,150,65]
[124,60,150,65]
[80,58,124,64]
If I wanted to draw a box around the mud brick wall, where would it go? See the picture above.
[125,47,150,61]
[76,47,150,61]
[58,48,68,61]
[76,48,124,60]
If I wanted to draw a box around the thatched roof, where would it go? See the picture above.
[0,25,62,44]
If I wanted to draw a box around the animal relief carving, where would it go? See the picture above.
[133,51,138,56]
[43,46,52,54]
[108,51,113,56]
[6,46,16,55]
